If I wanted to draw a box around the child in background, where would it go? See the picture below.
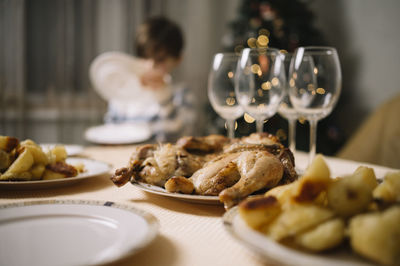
[90,16,194,141]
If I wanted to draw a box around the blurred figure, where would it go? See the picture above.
[90,16,194,141]
[337,94,400,169]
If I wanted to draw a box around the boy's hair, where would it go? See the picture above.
[135,16,184,63]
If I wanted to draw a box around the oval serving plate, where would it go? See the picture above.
[0,158,112,190]
[131,181,221,205]
[0,199,158,266]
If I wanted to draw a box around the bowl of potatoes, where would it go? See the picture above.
[224,155,400,266]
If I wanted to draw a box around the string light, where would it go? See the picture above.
[244,113,255,123]
[316,87,326,94]
[261,81,272,90]
[226,97,236,105]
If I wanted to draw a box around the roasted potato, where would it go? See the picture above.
[295,218,345,252]
[238,195,281,231]
[352,166,378,191]
[349,206,400,265]
[30,164,46,180]
[0,150,13,171]
[303,154,331,180]
[267,203,334,241]
[373,171,400,204]
[1,149,34,177]
[264,182,296,206]
[0,136,19,152]
[23,145,49,165]
[292,154,332,203]
[327,174,373,217]
[50,145,68,162]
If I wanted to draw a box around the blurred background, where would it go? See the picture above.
[1,0,399,156]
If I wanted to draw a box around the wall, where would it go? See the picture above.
[309,0,400,136]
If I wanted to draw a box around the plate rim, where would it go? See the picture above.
[223,206,373,266]
[0,199,159,266]
[0,157,112,189]
[131,181,221,204]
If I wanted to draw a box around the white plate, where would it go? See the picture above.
[131,181,221,205]
[85,123,152,145]
[0,158,112,190]
[223,207,374,266]
[40,143,84,156]
[0,200,158,266]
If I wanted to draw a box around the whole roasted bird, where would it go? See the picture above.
[111,133,297,208]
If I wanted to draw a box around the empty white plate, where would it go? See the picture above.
[0,200,158,266]
[84,123,152,145]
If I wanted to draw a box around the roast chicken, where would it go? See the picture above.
[111,133,297,208]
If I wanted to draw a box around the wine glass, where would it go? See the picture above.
[288,46,342,164]
[278,53,298,153]
[235,47,286,133]
[208,53,243,138]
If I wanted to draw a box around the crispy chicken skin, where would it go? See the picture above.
[111,133,297,208]
[189,153,241,195]
[219,151,283,208]
[112,143,204,187]
[176,134,229,153]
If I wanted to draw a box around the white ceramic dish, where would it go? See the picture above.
[40,143,84,156]
[223,207,374,266]
[0,200,158,266]
[131,181,221,205]
[0,158,112,190]
[84,123,152,145]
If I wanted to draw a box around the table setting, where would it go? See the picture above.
[1,45,399,266]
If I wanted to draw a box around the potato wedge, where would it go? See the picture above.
[264,182,296,206]
[267,204,334,241]
[3,149,34,175]
[0,150,13,171]
[24,145,48,165]
[349,206,400,265]
[30,164,46,180]
[0,136,19,152]
[239,195,281,230]
[373,171,400,203]
[50,145,68,163]
[352,166,378,191]
[292,155,331,203]
[303,154,330,180]
[327,175,373,217]
[295,218,345,252]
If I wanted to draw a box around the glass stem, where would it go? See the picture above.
[227,119,235,139]
[288,118,296,154]
[256,119,264,133]
[308,119,318,165]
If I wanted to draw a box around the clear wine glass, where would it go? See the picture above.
[235,47,286,133]
[208,53,243,138]
[288,46,342,164]
[278,53,298,153]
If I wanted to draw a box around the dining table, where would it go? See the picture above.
[0,144,397,266]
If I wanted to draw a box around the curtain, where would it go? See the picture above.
[0,0,240,144]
